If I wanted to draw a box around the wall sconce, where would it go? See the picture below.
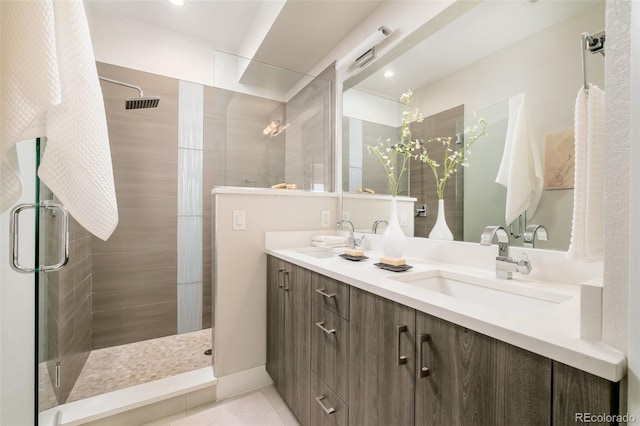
[263,120,281,135]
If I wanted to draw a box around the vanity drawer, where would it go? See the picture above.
[311,303,349,402]
[311,273,350,320]
[310,372,348,426]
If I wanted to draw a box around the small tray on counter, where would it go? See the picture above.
[339,254,369,262]
[374,262,413,272]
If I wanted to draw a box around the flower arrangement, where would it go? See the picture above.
[415,118,488,199]
[368,90,488,199]
[367,90,423,197]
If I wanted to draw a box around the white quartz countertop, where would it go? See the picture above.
[264,242,626,382]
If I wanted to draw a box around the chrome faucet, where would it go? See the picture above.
[372,219,388,234]
[523,224,548,248]
[336,219,364,249]
[480,225,532,279]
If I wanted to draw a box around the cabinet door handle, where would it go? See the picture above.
[315,288,336,299]
[277,268,285,289]
[315,321,336,335]
[419,333,430,378]
[283,269,290,292]
[315,395,335,415]
[397,325,408,365]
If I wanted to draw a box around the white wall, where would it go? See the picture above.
[212,189,338,378]
[86,9,215,86]
[0,140,36,425]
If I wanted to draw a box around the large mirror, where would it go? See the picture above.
[342,0,605,251]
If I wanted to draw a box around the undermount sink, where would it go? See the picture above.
[292,247,340,259]
[389,269,572,314]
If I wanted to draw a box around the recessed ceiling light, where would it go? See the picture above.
[167,0,184,6]
[383,70,394,78]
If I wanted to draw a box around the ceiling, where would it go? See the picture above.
[83,0,386,75]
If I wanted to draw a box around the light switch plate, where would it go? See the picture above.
[321,211,331,227]
[400,211,408,227]
[232,210,246,230]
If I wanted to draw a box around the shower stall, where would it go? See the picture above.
[1,52,333,424]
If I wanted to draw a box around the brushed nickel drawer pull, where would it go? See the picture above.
[419,333,430,378]
[315,288,336,299]
[315,321,336,335]
[283,269,290,292]
[397,325,408,365]
[315,395,335,415]
[277,268,285,289]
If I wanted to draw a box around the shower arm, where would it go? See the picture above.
[98,76,145,97]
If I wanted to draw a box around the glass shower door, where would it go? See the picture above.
[1,137,69,423]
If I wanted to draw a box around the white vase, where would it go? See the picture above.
[429,199,453,240]
[382,197,407,257]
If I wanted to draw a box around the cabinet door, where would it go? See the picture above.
[349,287,415,426]
[283,263,311,425]
[266,255,285,392]
[552,361,620,425]
[416,312,550,426]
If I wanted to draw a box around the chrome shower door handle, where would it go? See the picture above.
[40,201,70,272]
[9,201,70,274]
[10,203,37,273]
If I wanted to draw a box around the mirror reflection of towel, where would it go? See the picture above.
[495,93,544,226]
[567,86,605,262]
[0,1,118,240]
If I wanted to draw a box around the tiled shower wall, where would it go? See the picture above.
[92,63,212,349]
[92,63,179,349]
[42,205,93,406]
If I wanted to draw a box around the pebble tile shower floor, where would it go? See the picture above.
[66,328,212,402]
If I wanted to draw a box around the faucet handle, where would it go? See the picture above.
[515,253,532,275]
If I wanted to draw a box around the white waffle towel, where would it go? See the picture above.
[495,93,544,226]
[567,86,605,261]
[0,0,118,240]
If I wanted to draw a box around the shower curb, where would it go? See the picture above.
[39,367,216,426]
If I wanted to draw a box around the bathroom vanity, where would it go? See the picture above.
[264,232,625,426]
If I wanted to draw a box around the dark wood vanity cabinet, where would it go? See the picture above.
[552,361,622,425]
[416,312,551,426]
[349,287,416,426]
[266,257,311,425]
[266,256,622,426]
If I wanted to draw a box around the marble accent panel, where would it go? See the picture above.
[178,148,203,216]
[177,81,205,333]
[177,217,203,284]
[178,80,204,150]
[178,282,203,334]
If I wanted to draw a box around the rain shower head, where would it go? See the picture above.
[125,96,160,110]
[98,76,160,109]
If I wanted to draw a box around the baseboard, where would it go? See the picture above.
[215,365,273,401]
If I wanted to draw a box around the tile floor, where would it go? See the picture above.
[141,385,300,426]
